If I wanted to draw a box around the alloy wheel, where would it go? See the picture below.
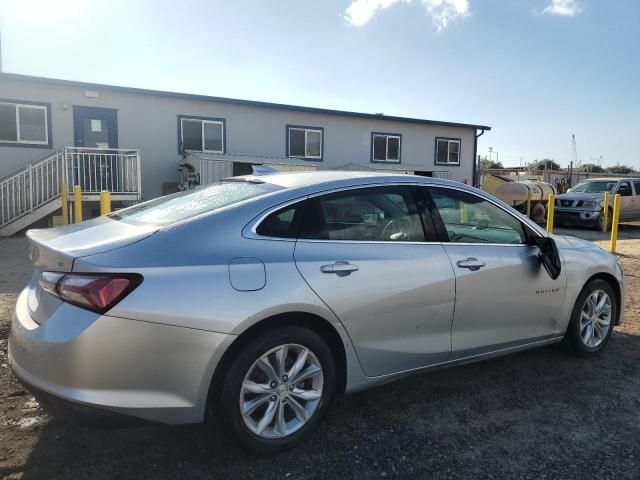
[579,289,612,348]
[239,344,324,439]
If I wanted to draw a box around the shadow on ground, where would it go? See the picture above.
[555,222,640,242]
[7,332,640,480]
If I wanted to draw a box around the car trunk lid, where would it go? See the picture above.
[27,216,158,271]
[26,216,158,323]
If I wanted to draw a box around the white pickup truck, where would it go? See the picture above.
[553,177,640,230]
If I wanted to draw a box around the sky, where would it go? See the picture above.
[0,0,638,169]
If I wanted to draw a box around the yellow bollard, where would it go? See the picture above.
[73,185,82,224]
[546,193,555,233]
[526,189,532,218]
[610,194,621,253]
[100,191,112,215]
[602,192,610,232]
[60,182,69,225]
[460,202,468,224]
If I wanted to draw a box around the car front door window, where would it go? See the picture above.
[617,182,632,196]
[429,187,526,244]
[615,182,635,219]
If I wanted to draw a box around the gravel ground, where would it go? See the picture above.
[1,224,640,480]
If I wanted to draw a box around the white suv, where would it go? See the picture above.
[554,177,640,230]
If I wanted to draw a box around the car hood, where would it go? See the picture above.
[552,233,600,250]
[555,192,604,201]
[27,216,159,271]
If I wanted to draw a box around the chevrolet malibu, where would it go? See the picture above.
[9,172,625,453]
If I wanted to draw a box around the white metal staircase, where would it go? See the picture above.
[0,147,141,237]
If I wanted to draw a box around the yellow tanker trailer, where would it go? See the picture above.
[481,175,555,224]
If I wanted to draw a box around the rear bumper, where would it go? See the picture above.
[14,375,149,428]
[9,288,234,425]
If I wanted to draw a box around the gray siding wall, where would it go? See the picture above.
[0,77,476,199]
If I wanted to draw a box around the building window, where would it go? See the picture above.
[0,101,49,146]
[179,116,225,153]
[371,133,401,163]
[435,138,461,165]
[287,126,323,160]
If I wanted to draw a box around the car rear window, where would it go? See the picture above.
[110,180,282,225]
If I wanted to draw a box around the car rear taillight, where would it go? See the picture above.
[39,272,143,313]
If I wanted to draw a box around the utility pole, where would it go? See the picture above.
[569,134,578,186]
[518,157,522,181]
[569,161,573,186]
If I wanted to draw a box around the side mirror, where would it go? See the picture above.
[535,237,562,280]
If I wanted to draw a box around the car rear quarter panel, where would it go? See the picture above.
[73,205,369,394]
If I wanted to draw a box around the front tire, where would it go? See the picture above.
[531,202,547,224]
[214,326,336,454]
[597,208,612,232]
[566,279,617,355]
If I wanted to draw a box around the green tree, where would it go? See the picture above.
[606,164,636,174]
[528,159,561,171]
[579,163,605,173]
[479,158,504,170]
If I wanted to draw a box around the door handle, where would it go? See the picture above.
[456,258,486,271]
[320,261,359,275]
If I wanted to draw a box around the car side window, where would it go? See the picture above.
[299,186,425,242]
[429,187,526,244]
[618,181,633,197]
[256,202,305,238]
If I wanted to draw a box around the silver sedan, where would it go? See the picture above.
[9,172,625,453]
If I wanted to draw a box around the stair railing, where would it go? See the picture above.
[1,147,142,230]
[0,147,66,228]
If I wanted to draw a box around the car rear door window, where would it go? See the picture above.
[299,186,425,241]
[429,187,526,244]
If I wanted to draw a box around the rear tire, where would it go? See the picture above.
[214,325,336,454]
[565,279,617,355]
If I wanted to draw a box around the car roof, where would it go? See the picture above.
[235,170,460,190]
[219,170,548,237]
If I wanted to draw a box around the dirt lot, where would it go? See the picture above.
[1,225,640,479]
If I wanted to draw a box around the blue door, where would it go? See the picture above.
[72,107,120,192]
[73,106,118,148]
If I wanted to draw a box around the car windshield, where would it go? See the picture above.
[569,181,617,193]
[110,180,282,225]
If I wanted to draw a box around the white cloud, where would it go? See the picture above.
[343,0,470,31]
[542,0,582,16]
